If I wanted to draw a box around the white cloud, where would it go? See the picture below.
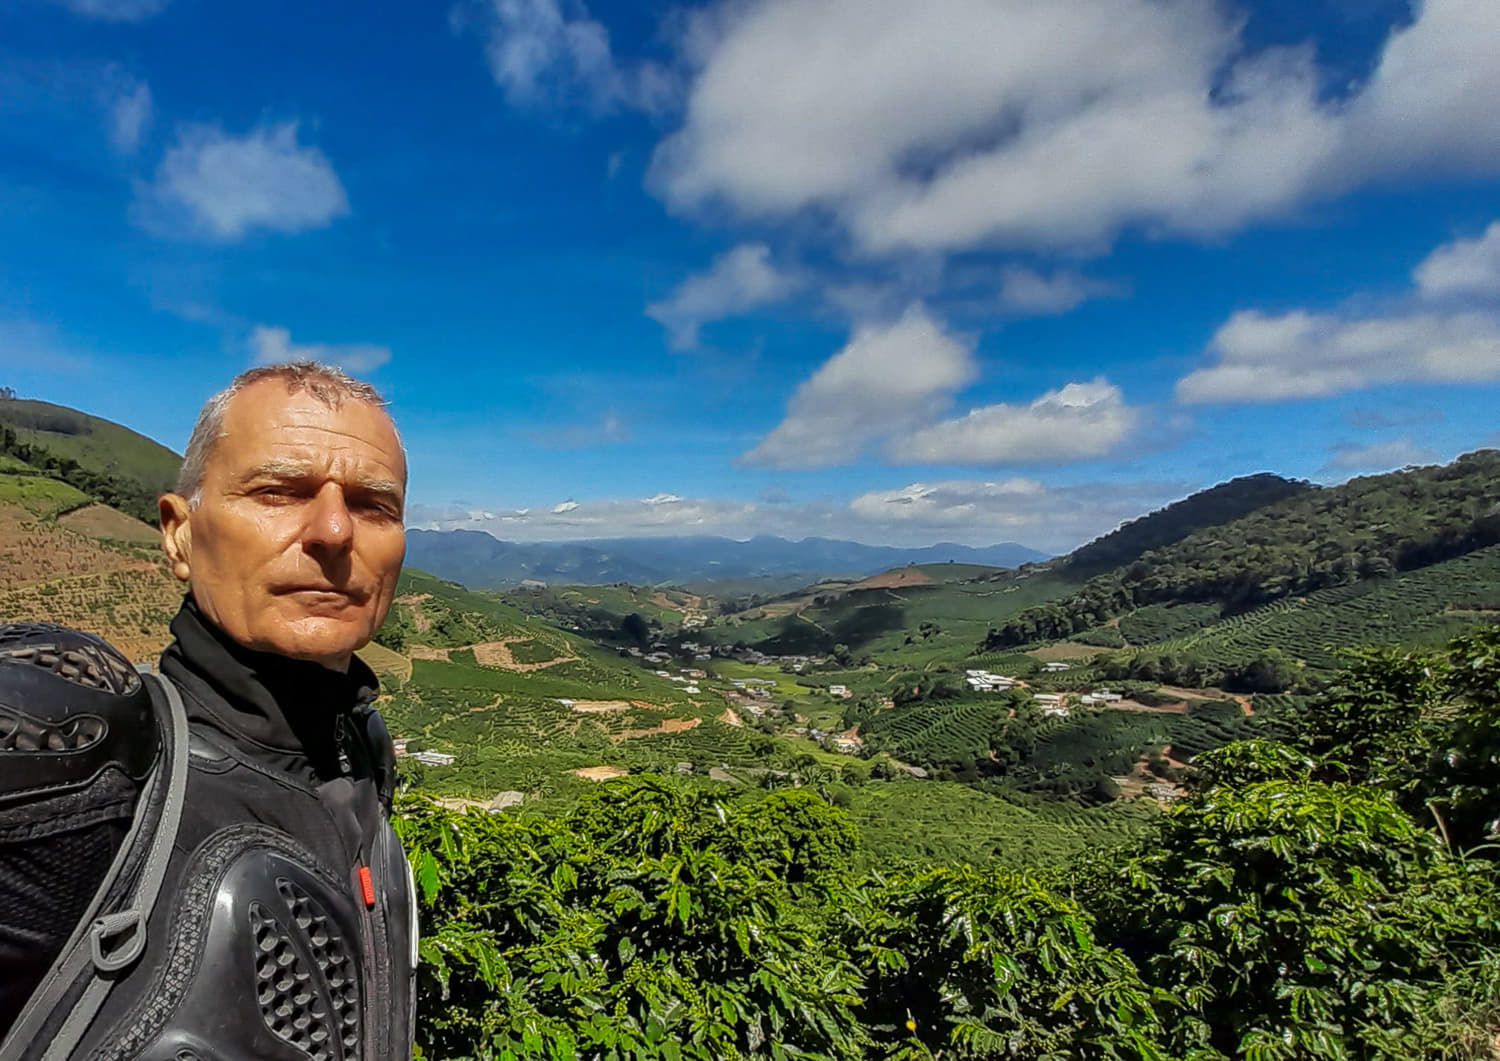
[996,267,1117,316]
[1414,222,1500,298]
[651,0,1500,256]
[646,243,802,349]
[108,81,151,154]
[52,0,170,20]
[1321,438,1441,473]
[1178,223,1500,403]
[251,325,392,374]
[464,0,674,112]
[849,478,1186,552]
[136,122,348,241]
[552,499,580,513]
[888,378,1139,464]
[741,304,975,468]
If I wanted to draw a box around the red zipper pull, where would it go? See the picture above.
[356,865,376,908]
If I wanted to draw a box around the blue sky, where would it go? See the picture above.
[1,0,1497,552]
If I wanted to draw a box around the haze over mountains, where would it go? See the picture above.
[404,530,1049,589]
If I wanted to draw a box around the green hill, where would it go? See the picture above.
[985,450,1500,650]
[1061,472,1312,576]
[0,397,181,523]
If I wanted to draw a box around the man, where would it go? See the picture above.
[0,362,416,1061]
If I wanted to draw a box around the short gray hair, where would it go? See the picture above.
[176,361,401,502]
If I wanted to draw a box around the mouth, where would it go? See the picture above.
[278,586,370,606]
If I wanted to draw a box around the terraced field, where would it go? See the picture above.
[0,473,180,659]
[1134,544,1500,671]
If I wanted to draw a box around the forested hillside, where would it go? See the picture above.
[1060,472,1311,575]
[984,450,1500,648]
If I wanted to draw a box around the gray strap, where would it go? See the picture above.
[0,671,191,1061]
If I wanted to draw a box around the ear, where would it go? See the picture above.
[159,493,194,583]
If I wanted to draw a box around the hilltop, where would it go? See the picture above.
[985,449,1500,651]
[0,396,181,525]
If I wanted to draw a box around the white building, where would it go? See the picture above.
[411,750,456,766]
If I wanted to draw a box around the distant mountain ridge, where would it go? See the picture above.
[405,529,1049,588]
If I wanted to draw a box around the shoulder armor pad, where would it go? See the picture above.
[0,623,159,804]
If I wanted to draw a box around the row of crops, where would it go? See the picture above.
[1129,544,1500,672]
[857,699,1013,765]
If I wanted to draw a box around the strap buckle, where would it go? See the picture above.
[89,910,145,973]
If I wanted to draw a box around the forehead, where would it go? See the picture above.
[211,380,405,478]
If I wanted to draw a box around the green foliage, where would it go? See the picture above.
[1099,781,1500,1060]
[396,779,1169,1061]
[844,867,1169,1060]
[1421,627,1500,849]
[396,779,871,1061]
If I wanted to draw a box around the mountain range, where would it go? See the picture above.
[404,530,1049,589]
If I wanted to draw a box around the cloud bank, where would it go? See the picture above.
[410,475,1187,553]
[652,0,1500,256]
[1178,223,1500,402]
[741,305,975,468]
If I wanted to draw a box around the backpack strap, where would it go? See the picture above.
[0,670,190,1061]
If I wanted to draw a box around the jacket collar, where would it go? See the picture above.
[159,596,379,779]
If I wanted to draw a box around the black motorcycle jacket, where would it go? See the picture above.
[0,601,417,1061]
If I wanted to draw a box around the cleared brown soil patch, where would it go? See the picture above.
[850,569,933,590]
[720,707,743,727]
[57,504,160,543]
[408,645,451,661]
[573,765,630,782]
[617,716,701,741]
[1027,642,1114,661]
[1105,699,1189,714]
[1155,684,1232,702]
[570,699,632,713]
[0,499,181,660]
[471,637,575,671]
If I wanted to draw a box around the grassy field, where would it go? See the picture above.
[0,471,92,517]
[0,398,181,494]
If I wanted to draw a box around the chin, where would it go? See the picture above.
[262,616,371,668]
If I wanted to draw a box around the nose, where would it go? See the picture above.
[303,482,355,555]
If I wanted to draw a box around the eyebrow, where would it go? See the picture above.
[239,460,405,499]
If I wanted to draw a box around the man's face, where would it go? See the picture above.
[161,379,407,670]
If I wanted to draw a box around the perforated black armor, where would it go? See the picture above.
[0,625,160,1037]
[0,605,417,1061]
[0,624,158,806]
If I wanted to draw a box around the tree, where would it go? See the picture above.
[620,611,650,648]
